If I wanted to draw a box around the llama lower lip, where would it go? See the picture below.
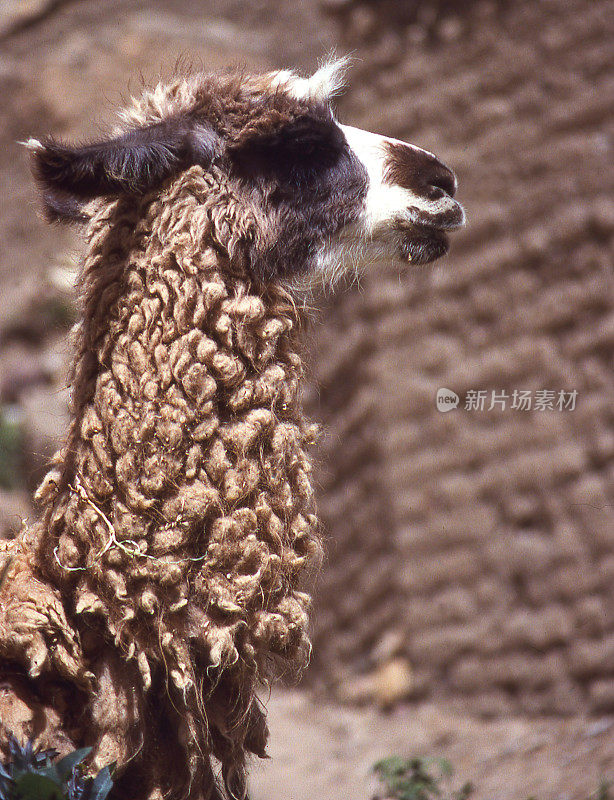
[399,229,450,264]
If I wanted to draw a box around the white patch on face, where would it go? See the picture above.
[309,124,465,285]
[339,124,463,233]
[340,125,416,234]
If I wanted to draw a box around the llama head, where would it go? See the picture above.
[27,57,464,284]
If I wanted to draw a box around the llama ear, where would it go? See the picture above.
[24,116,220,223]
[271,55,351,103]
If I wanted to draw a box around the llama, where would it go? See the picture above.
[0,59,463,799]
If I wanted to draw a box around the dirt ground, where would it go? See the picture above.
[250,689,614,800]
[0,2,613,799]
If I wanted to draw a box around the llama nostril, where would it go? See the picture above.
[427,164,457,199]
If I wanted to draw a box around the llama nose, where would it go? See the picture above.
[426,161,457,199]
[385,142,458,200]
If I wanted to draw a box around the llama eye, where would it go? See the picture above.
[229,114,346,185]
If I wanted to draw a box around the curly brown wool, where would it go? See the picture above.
[0,161,321,799]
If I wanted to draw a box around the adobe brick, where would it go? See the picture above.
[475,576,514,607]
[574,596,608,637]
[450,655,485,692]
[569,634,614,677]
[469,690,514,718]
[589,679,614,712]
[503,606,573,649]
[399,547,482,592]
[423,504,497,546]
[487,533,554,576]
[483,651,566,688]
[410,621,489,667]
[526,564,601,605]
[406,588,478,629]
[518,687,557,716]
[550,678,585,716]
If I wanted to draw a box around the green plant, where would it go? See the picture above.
[0,737,113,800]
[0,407,24,490]
[373,756,473,800]
[373,756,611,800]
[595,781,611,800]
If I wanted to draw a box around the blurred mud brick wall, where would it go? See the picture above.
[305,0,614,717]
[0,0,612,717]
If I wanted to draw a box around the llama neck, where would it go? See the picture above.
[37,209,308,568]
[32,180,319,700]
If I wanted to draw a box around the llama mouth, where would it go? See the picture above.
[398,225,450,265]
[409,202,466,232]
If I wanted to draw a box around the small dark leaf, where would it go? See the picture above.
[89,765,114,800]
[455,782,474,800]
[7,738,21,765]
[55,748,92,781]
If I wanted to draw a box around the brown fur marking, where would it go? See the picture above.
[384,140,456,200]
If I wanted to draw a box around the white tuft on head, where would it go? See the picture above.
[306,55,351,100]
[19,138,44,151]
[271,55,351,103]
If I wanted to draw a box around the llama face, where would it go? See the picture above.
[270,60,465,282]
[28,59,463,283]
[326,125,465,272]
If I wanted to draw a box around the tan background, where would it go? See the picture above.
[306,0,614,719]
[0,1,613,797]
